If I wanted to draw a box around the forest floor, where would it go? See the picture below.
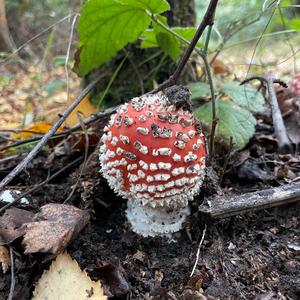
[0,60,299,300]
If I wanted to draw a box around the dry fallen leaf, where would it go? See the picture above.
[0,208,34,245]
[32,252,107,300]
[0,245,10,273]
[22,204,90,254]
[63,94,97,128]
[10,122,56,140]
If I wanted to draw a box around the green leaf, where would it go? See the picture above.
[76,0,170,76]
[220,82,265,113]
[141,25,200,60]
[141,29,157,48]
[117,0,170,14]
[173,27,198,41]
[195,99,256,149]
[187,82,211,99]
[152,16,180,61]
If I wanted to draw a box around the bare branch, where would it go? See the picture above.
[241,75,292,153]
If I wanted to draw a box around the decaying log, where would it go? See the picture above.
[199,182,300,219]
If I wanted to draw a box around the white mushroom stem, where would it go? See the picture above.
[126,201,190,237]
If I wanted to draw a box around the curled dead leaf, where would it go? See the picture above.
[0,207,34,245]
[22,204,90,254]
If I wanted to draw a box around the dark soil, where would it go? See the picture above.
[0,147,299,300]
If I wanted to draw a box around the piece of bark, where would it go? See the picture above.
[199,182,300,219]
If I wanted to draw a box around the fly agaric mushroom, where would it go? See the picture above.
[99,89,206,237]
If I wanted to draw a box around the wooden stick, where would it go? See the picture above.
[240,75,292,153]
[199,181,300,219]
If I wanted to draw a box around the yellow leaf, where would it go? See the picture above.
[10,122,62,140]
[63,94,98,128]
[32,252,107,300]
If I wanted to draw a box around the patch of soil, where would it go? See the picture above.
[1,172,298,299]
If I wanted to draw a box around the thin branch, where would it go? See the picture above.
[202,23,217,163]
[240,75,292,153]
[64,113,89,203]
[150,0,219,93]
[8,247,15,300]
[0,77,102,192]
[65,14,80,101]
[190,223,207,277]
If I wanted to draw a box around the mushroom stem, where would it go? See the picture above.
[126,201,190,237]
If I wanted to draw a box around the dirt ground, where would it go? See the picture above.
[0,145,299,299]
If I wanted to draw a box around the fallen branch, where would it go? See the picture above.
[198,181,300,219]
[0,77,102,192]
[241,75,292,153]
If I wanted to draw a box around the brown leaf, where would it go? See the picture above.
[277,87,300,145]
[22,204,90,254]
[0,208,34,245]
[0,245,10,273]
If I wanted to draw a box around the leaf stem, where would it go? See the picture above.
[149,0,219,93]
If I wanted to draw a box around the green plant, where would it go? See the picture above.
[75,0,198,76]
[190,81,265,149]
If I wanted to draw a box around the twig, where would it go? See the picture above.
[0,105,117,153]
[0,156,83,214]
[202,23,217,163]
[65,14,80,102]
[0,77,102,192]
[150,0,219,93]
[190,223,207,277]
[8,247,15,300]
[64,113,89,203]
[199,181,300,219]
[241,75,292,153]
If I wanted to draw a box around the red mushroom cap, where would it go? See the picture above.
[99,94,206,208]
